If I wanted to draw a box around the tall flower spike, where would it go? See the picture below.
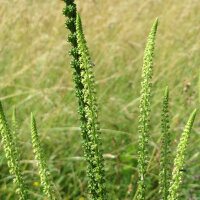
[63,1,106,198]
[63,0,89,182]
[159,86,172,200]
[62,0,87,133]
[0,102,28,200]
[136,18,158,200]
[31,113,55,200]
[76,13,106,199]
[168,109,197,200]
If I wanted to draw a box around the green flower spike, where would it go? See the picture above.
[0,102,28,200]
[168,109,197,200]
[62,0,87,135]
[159,86,172,200]
[63,1,106,199]
[31,113,55,200]
[136,18,158,200]
[63,0,90,189]
[76,13,106,200]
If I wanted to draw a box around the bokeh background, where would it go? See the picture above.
[0,0,200,199]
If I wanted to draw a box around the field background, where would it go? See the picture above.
[0,0,200,199]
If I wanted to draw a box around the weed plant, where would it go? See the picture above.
[0,0,198,199]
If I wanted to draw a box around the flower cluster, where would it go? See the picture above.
[31,113,55,200]
[63,1,106,199]
[62,0,87,128]
[137,18,158,200]
[168,109,197,200]
[0,102,28,200]
[159,86,172,200]
[76,13,106,199]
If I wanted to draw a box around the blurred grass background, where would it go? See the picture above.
[0,0,200,199]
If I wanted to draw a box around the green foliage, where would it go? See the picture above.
[76,13,106,199]
[136,18,158,200]
[31,113,55,200]
[159,86,172,200]
[0,102,28,200]
[168,109,197,200]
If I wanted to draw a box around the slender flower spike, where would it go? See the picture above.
[12,106,19,153]
[159,86,172,200]
[63,0,89,178]
[63,1,106,199]
[168,109,197,200]
[76,13,106,199]
[137,18,158,200]
[31,113,55,200]
[0,102,28,200]
[62,0,87,133]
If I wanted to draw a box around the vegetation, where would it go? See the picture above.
[0,0,199,199]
